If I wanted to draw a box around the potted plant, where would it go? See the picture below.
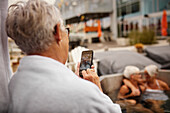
[135,43,144,53]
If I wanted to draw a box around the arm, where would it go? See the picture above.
[118,85,137,99]
[82,69,103,92]
[75,63,102,91]
[158,80,170,90]
[123,79,136,90]
[84,84,122,113]
[76,64,121,113]
[123,79,140,96]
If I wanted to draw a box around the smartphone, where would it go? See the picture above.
[79,50,93,78]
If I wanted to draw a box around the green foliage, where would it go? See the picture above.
[128,29,156,45]
[129,30,140,45]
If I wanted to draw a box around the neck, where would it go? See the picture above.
[148,79,156,84]
[28,43,66,64]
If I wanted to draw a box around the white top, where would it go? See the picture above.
[8,55,121,113]
[145,89,163,93]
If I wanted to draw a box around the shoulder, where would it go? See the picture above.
[157,79,169,90]
[157,79,168,85]
[68,79,121,113]
[123,78,129,82]
[123,78,131,84]
[79,87,121,113]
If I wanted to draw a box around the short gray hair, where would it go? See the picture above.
[123,66,140,79]
[145,65,158,77]
[6,0,64,54]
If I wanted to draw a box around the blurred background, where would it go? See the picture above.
[8,0,170,73]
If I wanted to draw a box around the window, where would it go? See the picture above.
[117,0,140,17]
[121,6,126,16]
[132,2,140,13]
[126,4,131,15]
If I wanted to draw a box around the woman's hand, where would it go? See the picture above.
[75,63,102,91]
[82,69,103,92]
[75,62,94,77]
[131,88,140,96]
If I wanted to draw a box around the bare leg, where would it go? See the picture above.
[127,104,154,113]
[145,99,164,113]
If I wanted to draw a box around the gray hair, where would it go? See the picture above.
[6,0,64,54]
[145,65,158,77]
[123,66,140,79]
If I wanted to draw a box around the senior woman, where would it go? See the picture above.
[117,66,154,113]
[144,65,169,91]
[141,65,169,113]
[117,66,146,105]
[6,0,121,113]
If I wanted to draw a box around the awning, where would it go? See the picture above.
[66,13,110,24]
[57,0,113,24]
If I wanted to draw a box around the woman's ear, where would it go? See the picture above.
[53,24,61,44]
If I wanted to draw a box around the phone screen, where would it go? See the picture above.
[79,50,93,78]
